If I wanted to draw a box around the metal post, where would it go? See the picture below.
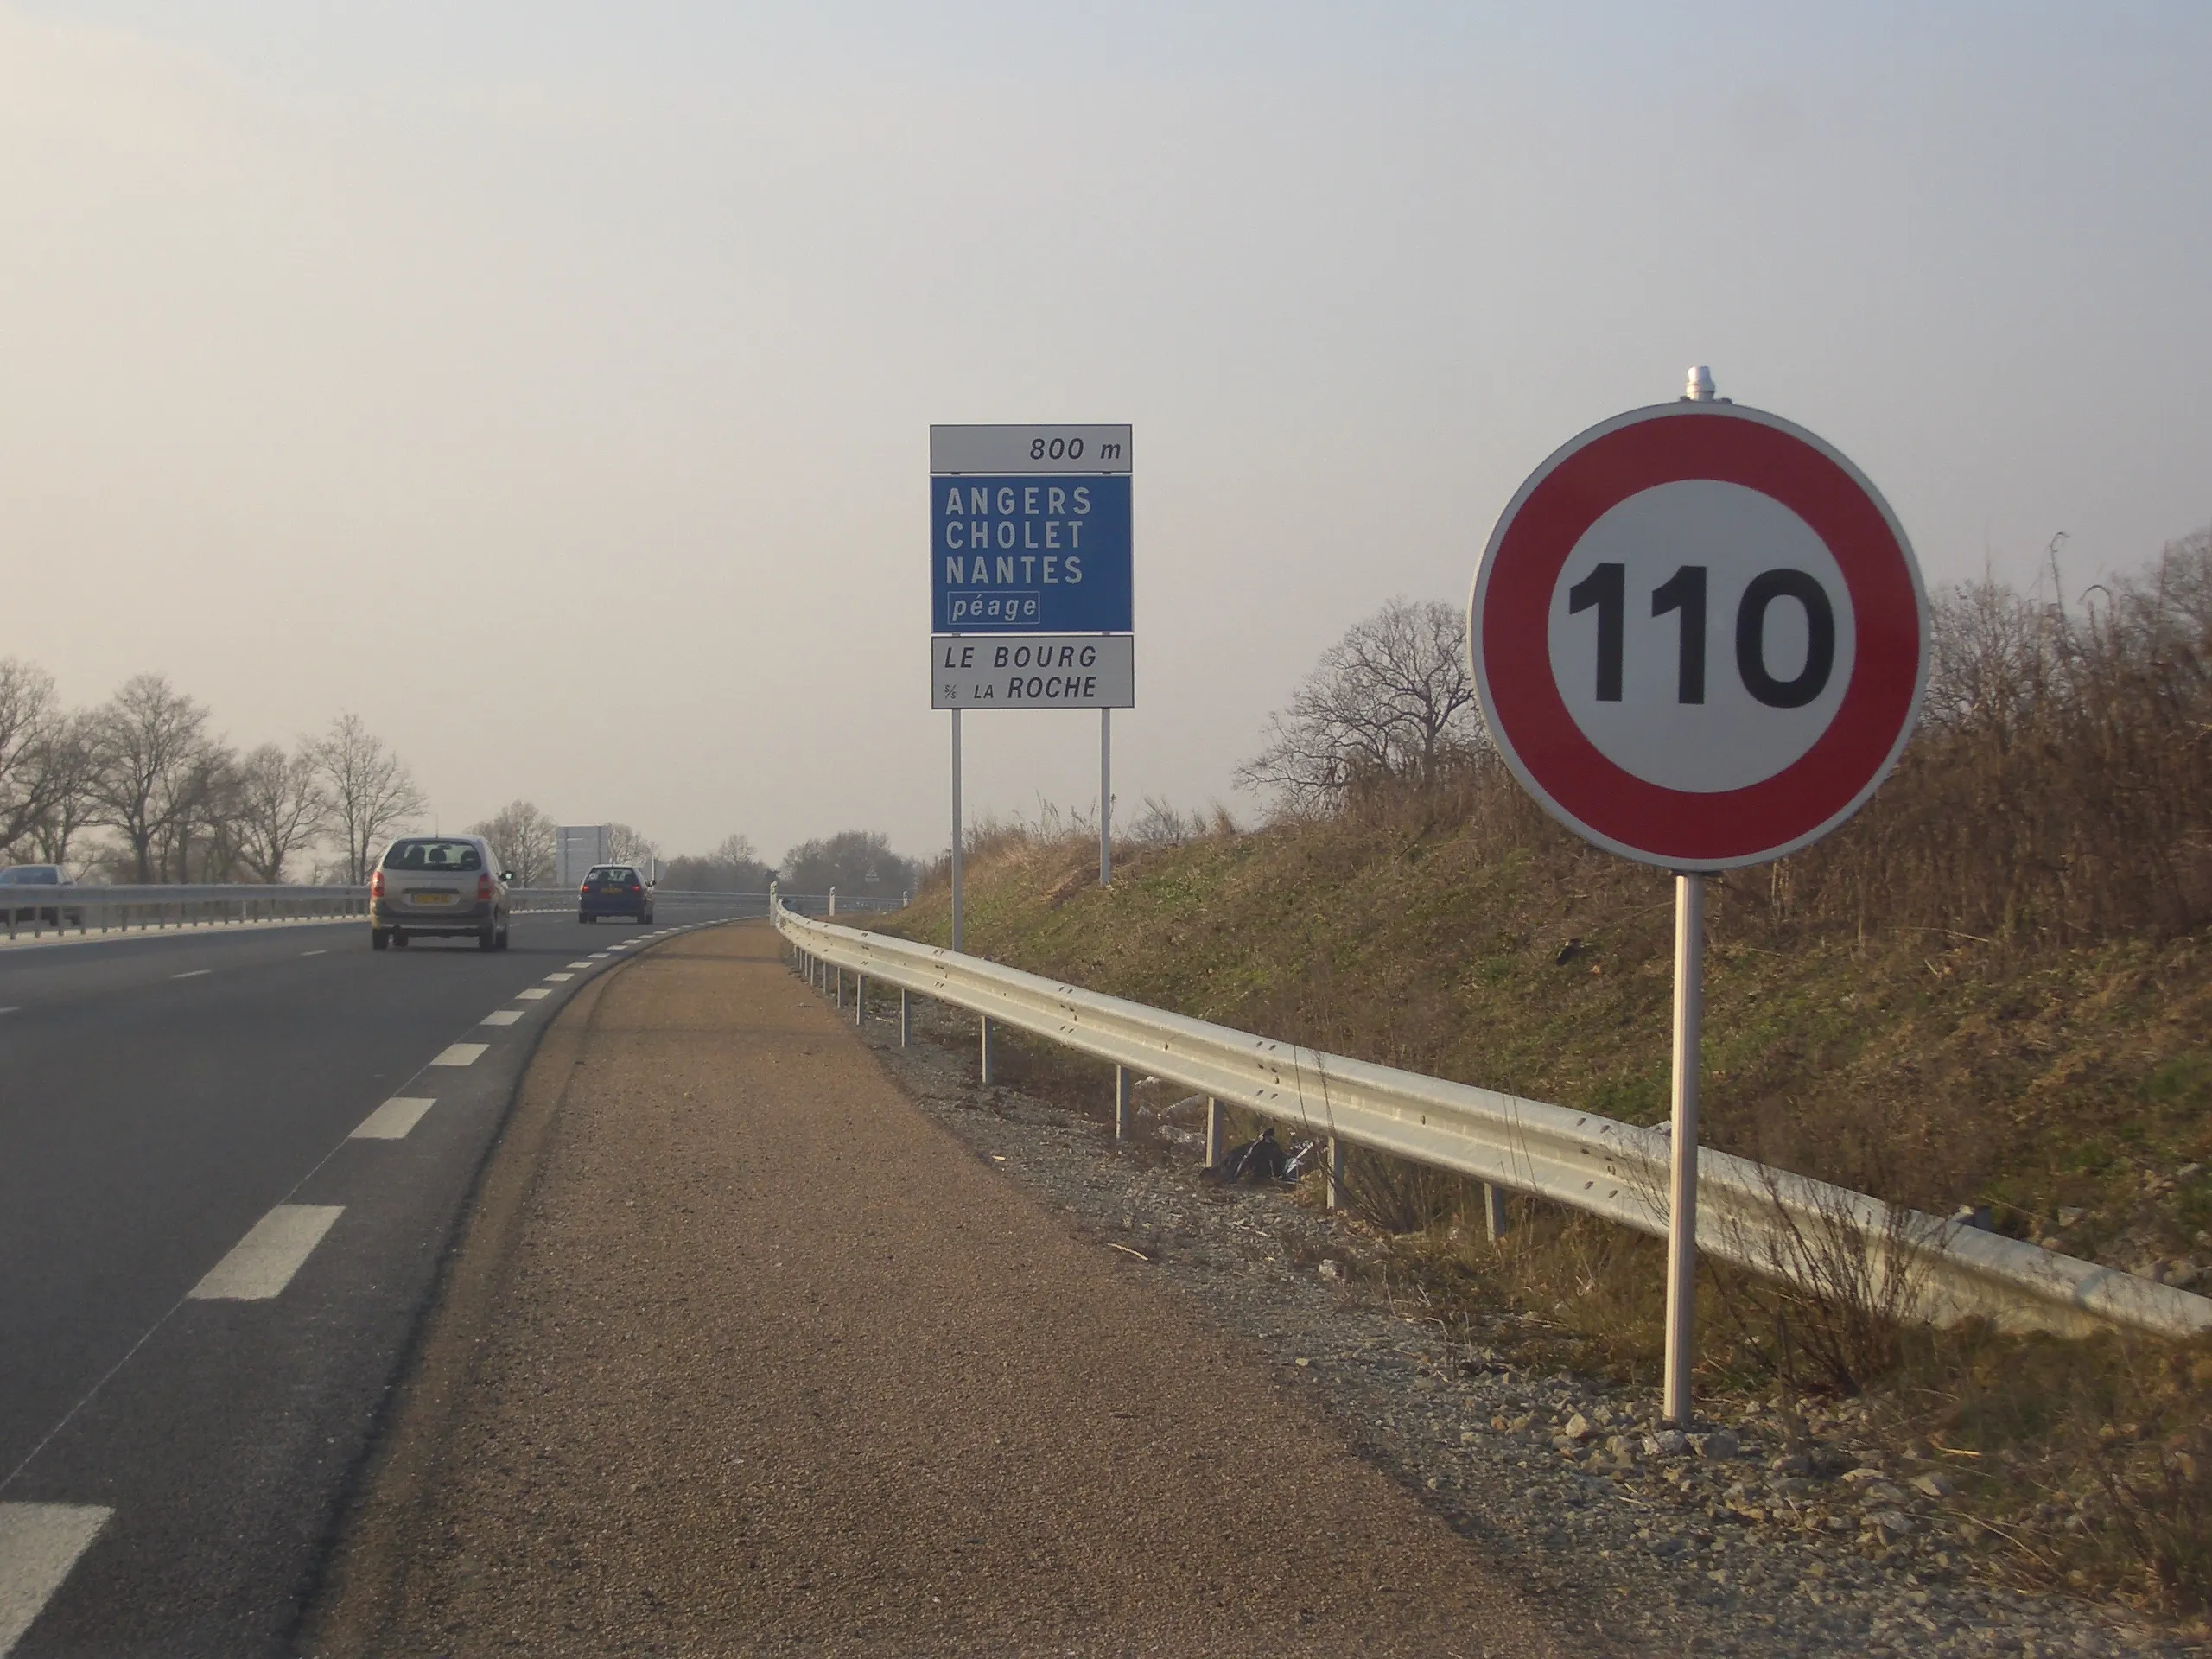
[1662,872,1706,1427]
[979,1015,993,1085]
[951,709,964,953]
[1205,1097,1224,1167]
[1326,1137,1347,1210]
[899,987,911,1047]
[855,973,866,1027]
[836,969,845,1011]
[1114,1065,1133,1141]
[1483,1184,1510,1243]
[1100,707,1112,886]
[828,886,837,917]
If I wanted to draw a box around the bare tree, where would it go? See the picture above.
[23,712,100,868]
[661,831,776,893]
[469,799,557,886]
[0,659,75,858]
[235,743,328,882]
[780,830,917,899]
[602,821,659,867]
[315,713,428,882]
[1236,597,1484,810]
[86,674,219,882]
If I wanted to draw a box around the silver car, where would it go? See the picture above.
[370,836,513,951]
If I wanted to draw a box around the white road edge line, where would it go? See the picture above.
[480,1010,523,1027]
[187,1205,344,1301]
[0,1502,113,1656]
[513,988,550,1001]
[350,1097,435,1140]
[567,961,594,969]
[543,973,575,982]
[429,1043,488,1067]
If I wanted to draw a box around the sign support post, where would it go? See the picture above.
[950,709,964,953]
[1663,870,1705,1426]
[1100,709,1112,886]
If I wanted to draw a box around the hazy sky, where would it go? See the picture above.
[4,2,2207,863]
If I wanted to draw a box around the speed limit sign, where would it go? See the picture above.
[1470,398,1927,869]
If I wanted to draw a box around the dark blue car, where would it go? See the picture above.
[577,864,653,925]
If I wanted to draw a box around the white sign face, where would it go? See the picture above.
[930,424,1132,474]
[1545,479,1858,795]
[931,634,1134,709]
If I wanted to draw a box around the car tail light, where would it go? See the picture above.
[580,881,590,894]
[628,881,641,892]
[478,874,493,901]
[370,870,383,899]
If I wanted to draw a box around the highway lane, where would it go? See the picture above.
[0,899,746,1657]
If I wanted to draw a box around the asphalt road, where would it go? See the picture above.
[0,899,744,1658]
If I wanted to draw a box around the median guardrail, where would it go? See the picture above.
[777,901,2212,1345]
[3,883,369,939]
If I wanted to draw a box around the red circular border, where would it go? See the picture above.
[1478,409,1922,866]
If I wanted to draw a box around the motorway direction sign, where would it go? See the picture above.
[1469,399,1927,871]
[931,634,1135,709]
[931,474,1132,632]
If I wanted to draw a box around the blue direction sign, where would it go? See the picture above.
[931,474,1132,632]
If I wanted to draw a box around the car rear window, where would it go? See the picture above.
[588,867,639,884]
[383,840,484,872]
[0,867,60,885]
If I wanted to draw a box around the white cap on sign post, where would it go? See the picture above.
[1684,365,1717,402]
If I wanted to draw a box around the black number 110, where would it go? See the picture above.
[1567,563,1835,709]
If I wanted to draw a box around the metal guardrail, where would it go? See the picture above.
[777,903,2212,1344]
[0,882,899,942]
[3,883,369,939]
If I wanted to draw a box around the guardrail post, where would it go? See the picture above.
[1326,1137,1346,1210]
[899,988,910,1047]
[1483,1183,1510,1243]
[836,968,845,1011]
[855,973,866,1027]
[828,886,837,917]
[1205,1097,1224,1167]
[1114,1066,1132,1141]
[979,1016,993,1085]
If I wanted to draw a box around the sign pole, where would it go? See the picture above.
[950,708,964,953]
[1662,870,1704,1427]
[1100,708,1112,886]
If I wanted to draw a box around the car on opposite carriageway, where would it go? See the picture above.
[577,864,653,925]
[371,836,513,951]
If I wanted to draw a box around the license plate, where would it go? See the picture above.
[412,893,454,906]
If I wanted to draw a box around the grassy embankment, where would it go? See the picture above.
[877,805,2212,1611]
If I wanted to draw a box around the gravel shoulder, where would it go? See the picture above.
[849,975,2200,1659]
[302,923,1585,1657]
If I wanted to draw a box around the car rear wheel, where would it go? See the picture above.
[371,927,390,951]
[393,931,410,949]
[478,921,497,951]
[496,922,511,950]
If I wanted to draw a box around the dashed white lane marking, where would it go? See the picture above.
[543,973,575,982]
[513,988,550,1001]
[567,961,594,969]
[480,1010,523,1027]
[588,953,610,960]
[170,969,210,980]
[0,1008,16,1016]
[301,949,327,957]
[188,1205,344,1301]
[430,1043,487,1067]
[350,1097,435,1140]
[0,1502,112,1656]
